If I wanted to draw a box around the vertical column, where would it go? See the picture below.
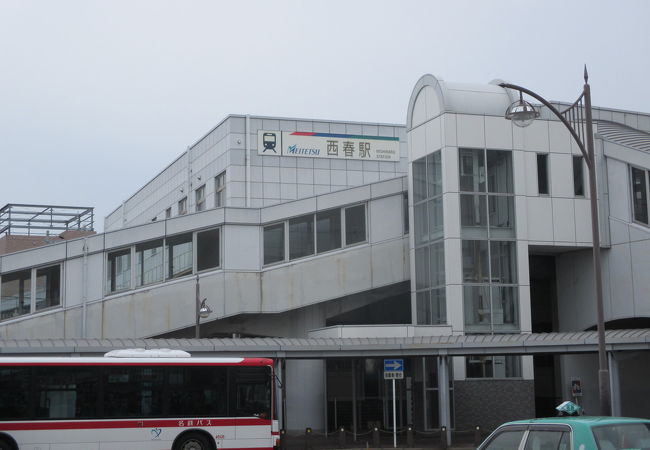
[437,355,451,444]
[274,358,284,429]
[608,352,621,417]
[352,360,358,441]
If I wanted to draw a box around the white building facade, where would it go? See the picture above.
[1,75,650,432]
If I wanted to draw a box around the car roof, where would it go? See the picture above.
[505,416,650,427]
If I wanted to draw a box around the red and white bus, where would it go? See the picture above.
[0,349,279,450]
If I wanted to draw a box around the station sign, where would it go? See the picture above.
[257,130,400,162]
[383,359,404,379]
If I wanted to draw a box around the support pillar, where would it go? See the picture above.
[608,352,621,416]
[437,355,451,445]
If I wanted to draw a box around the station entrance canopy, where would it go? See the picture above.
[1,329,649,358]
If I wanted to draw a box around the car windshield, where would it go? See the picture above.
[592,423,650,450]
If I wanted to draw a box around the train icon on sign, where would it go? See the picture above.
[263,132,277,153]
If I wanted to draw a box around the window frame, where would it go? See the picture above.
[630,164,650,226]
[572,155,585,197]
[195,184,206,212]
[215,171,226,208]
[536,153,549,195]
[178,197,188,216]
[106,248,133,294]
[1,263,63,321]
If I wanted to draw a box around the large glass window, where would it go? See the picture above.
[459,149,518,332]
[0,367,31,419]
[413,151,445,325]
[166,233,193,279]
[169,366,227,417]
[107,249,131,293]
[573,155,584,196]
[197,228,220,271]
[35,265,60,311]
[34,366,98,419]
[104,366,165,418]
[1,269,31,319]
[289,214,314,259]
[631,166,649,225]
[317,209,341,253]
[136,240,163,287]
[344,204,366,245]
[466,355,522,378]
[264,223,285,265]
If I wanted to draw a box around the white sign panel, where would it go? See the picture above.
[258,130,399,161]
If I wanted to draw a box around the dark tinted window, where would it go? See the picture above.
[197,228,220,271]
[264,223,285,265]
[537,154,549,195]
[169,366,227,417]
[316,209,341,253]
[104,366,164,418]
[289,214,314,259]
[0,367,31,419]
[345,205,366,245]
[230,366,271,418]
[34,366,98,419]
[631,167,648,224]
[573,155,584,196]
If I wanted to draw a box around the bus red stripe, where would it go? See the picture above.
[0,418,271,431]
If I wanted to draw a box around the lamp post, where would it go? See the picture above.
[195,274,212,338]
[499,67,611,416]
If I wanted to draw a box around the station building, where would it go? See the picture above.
[1,74,650,432]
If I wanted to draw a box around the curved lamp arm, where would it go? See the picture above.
[499,82,592,170]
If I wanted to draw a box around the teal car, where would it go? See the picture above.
[478,415,650,450]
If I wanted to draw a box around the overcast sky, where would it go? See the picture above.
[1,0,649,231]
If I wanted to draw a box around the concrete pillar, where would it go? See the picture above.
[438,355,451,444]
[608,352,621,416]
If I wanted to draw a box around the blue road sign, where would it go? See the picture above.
[384,359,404,372]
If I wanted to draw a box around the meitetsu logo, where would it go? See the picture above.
[287,145,320,156]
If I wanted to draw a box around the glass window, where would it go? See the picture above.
[264,223,285,265]
[166,233,193,278]
[345,204,366,245]
[631,166,648,224]
[195,185,206,212]
[592,423,650,450]
[0,367,31,419]
[427,152,442,198]
[459,149,485,193]
[35,265,60,311]
[289,214,314,260]
[427,197,443,241]
[414,203,428,246]
[107,249,131,293]
[491,286,519,330]
[462,240,489,283]
[104,366,164,418]
[1,269,31,319]
[487,150,513,193]
[413,158,427,203]
[33,366,98,419]
[523,430,567,450]
[573,155,584,196]
[136,240,163,286]
[169,366,227,417]
[463,285,491,331]
[415,246,430,290]
[165,207,172,219]
[230,367,271,419]
[197,228,220,271]
[417,288,446,325]
[178,197,187,215]
[490,241,517,284]
[537,154,549,195]
[215,171,226,208]
[430,241,445,287]
[488,196,515,238]
[461,194,487,238]
[466,356,521,379]
[403,192,409,234]
[316,209,341,253]
[482,428,525,450]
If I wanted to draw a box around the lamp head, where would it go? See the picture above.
[505,92,540,128]
[198,298,212,319]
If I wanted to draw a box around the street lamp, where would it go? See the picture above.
[195,274,212,338]
[500,67,611,416]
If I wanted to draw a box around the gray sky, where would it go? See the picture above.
[1,0,649,231]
